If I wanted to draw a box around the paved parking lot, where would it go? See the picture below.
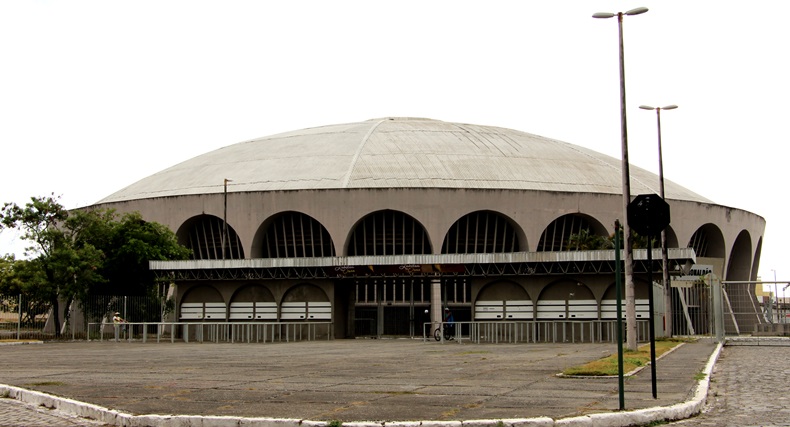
[1,338,722,425]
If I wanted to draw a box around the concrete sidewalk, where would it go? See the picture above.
[0,338,719,425]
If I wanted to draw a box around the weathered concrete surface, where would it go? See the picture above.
[1,338,718,424]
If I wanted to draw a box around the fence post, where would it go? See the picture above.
[17,294,22,340]
[711,275,725,343]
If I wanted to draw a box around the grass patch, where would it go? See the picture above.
[562,339,690,376]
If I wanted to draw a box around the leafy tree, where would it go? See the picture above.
[96,211,191,296]
[605,228,657,250]
[565,228,608,251]
[1,195,190,335]
[0,195,104,335]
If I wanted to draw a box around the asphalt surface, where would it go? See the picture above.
[0,337,782,426]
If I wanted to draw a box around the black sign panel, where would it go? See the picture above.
[627,193,671,236]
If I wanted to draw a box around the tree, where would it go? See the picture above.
[96,211,191,296]
[565,228,608,251]
[1,195,190,336]
[0,195,104,336]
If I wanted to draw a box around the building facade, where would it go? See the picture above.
[91,118,765,338]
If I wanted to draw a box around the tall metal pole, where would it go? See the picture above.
[647,235,657,398]
[616,11,638,351]
[223,178,230,260]
[614,220,625,410]
[641,104,677,337]
[656,109,670,338]
[594,7,647,349]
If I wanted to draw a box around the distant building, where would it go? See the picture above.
[90,118,765,338]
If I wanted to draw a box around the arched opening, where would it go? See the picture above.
[537,280,596,319]
[177,214,244,260]
[281,283,331,321]
[179,285,226,321]
[229,284,276,321]
[254,211,335,258]
[441,211,522,254]
[751,237,763,282]
[727,230,753,282]
[687,224,726,258]
[346,210,431,256]
[537,214,608,252]
[474,280,532,320]
[664,226,679,248]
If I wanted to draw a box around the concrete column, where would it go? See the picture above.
[431,277,442,328]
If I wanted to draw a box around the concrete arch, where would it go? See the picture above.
[344,209,432,256]
[230,283,275,303]
[537,213,609,251]
[687,223,726,258]
[228,284,277,321]
[477,280,530,301]
[664,225,679,248]
[535,279,595,320]
[281,283,331,322]
[250,211,335,259]
[726,230,753,282]
[179,285,226,321]
[751,237,763,282]
[474,280,532,320]
[441,210,526,253]
[176,214,244,260]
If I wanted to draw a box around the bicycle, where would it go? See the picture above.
[433,323,454,341]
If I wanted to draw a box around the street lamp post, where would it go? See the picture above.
[640,104,678,337]
[223,178,233,259]
[594,6,648,351]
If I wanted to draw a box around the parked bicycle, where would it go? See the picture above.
[434,307,455,341]
[433,323,454,341]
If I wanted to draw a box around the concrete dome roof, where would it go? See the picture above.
[98,117,710,204]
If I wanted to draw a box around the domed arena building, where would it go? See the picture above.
[93,117,765,340]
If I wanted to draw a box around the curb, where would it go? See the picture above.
[0,342,723,427]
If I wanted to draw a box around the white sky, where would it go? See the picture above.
[1,1,787,293]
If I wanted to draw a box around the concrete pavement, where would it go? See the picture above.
[1,338,723,426]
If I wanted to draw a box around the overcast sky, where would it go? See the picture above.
[1,1,787,293]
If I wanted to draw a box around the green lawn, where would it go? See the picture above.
[561,338,692,376]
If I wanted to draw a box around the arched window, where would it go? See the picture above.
[182,215,244,260]
[261,212,335,258]
[348,210,430,256]
[537,214,606,252]
[688,224,725,258]
[442,211,519,254]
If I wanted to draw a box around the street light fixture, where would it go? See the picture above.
[593,6,648,353]
[639,104,678,337]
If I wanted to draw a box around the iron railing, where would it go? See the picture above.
[87,321,333,343]
[424,319,651,344]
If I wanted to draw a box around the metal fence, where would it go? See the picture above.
[2,284,781,343]
[424,319,651,344]
[87,321,333,343]
[670,279,783,339]
[0,294,168,341]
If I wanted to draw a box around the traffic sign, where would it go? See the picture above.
[627,194,670,236]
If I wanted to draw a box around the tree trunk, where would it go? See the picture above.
[51,295,61,338]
